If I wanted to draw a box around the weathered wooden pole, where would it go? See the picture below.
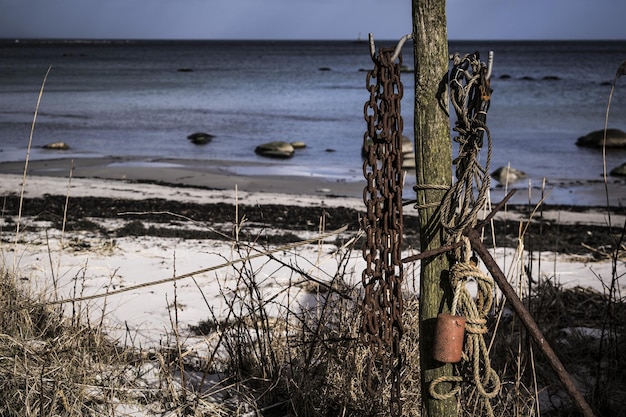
[411,1,456,416]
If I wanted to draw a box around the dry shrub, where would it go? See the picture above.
[489,278,626,417]
[0,270,137,416]
[188,233,423,416]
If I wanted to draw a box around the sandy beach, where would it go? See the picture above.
[1,157,624,348]
[0,159,366,348]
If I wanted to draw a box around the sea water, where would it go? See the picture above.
[0,39,625,190]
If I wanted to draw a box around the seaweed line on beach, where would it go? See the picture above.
[1,193,625,257]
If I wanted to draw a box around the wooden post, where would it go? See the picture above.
[411,1,456,416]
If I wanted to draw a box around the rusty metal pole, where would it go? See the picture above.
[466,227,597,417]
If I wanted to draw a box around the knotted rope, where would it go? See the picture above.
[439,52,493,245]
[430,237,501,417]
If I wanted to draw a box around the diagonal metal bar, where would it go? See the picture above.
[402,189,517,264]
[465,227,597,417]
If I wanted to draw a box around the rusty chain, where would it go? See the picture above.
[361,46,404,417]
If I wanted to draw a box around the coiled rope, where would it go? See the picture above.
[429,237,500,416]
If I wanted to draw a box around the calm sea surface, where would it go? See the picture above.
[1,39,625,196]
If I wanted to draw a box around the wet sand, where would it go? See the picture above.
[1,156,626,207]
[0,156,366,198]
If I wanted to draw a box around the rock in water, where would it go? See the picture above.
[254,141,295,159]
[402,155,416,170]
[576,128,626,148]
[401,135,413,154]
[187,132,214,145]
[610,162,626,177]
[362,135,413,157]
[290,141,307,149]
[43,141,70,150]
[491,166,527,185]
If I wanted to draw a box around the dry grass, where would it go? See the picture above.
[2,174,626,416]
[0,271,139,416]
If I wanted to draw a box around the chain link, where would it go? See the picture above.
[361,46,404,417]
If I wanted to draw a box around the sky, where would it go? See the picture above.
[0,0,625,41]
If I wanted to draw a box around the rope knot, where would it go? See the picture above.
[430,238,501,415]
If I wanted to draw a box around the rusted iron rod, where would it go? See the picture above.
[402,189,517,264]
[474,189,517,228]
[401,241,463,263]
[465,227,597,417]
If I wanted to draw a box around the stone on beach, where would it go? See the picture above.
[491,166,527,185]
[401,135,415,170]
[402,155,416,170]
[575,128,626,148]
[43,141,70,150]
[255,141,295,159]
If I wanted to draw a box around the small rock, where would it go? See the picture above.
[43,141,70,150]
[491,166,527,185]
[254,141,295,159]
[187,132,214,145]
[362,135,413,157]
[402,135,413,154]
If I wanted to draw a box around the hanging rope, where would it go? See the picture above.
[361,39,405,417]
[439,51,493,245]
[425,51,500,415]
[430,237,501,417]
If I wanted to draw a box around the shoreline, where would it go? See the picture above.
[0,156,367,199]
[1,156,626,207]
[1,154,626,215]
[0,157,624,257]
